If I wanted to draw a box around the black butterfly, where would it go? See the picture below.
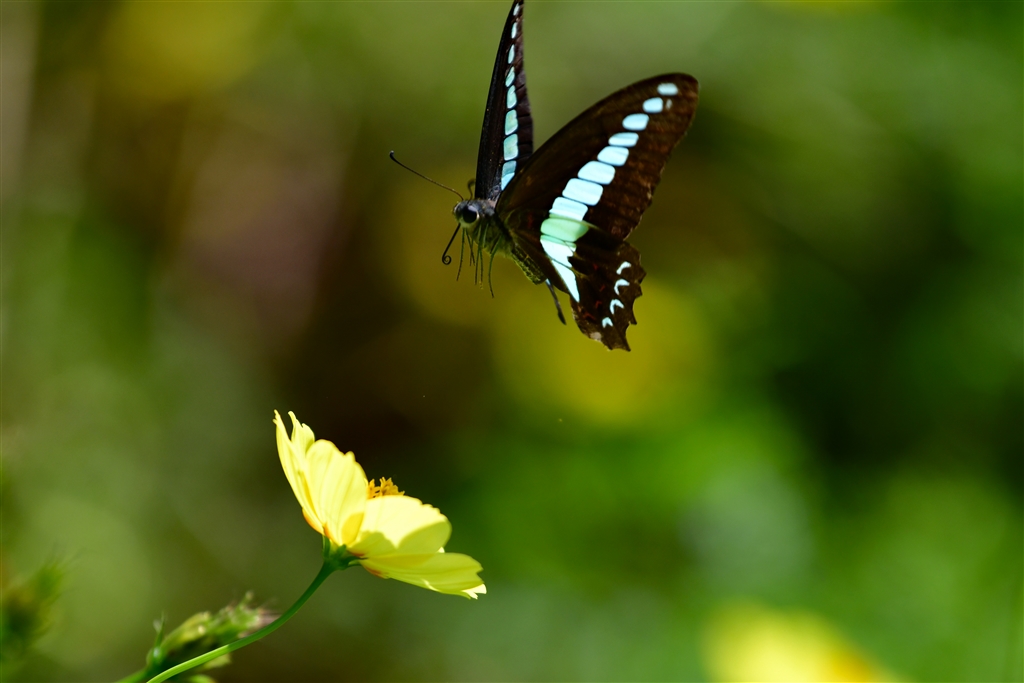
[450,0,699,351]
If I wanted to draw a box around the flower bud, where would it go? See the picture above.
[145,593,275,679]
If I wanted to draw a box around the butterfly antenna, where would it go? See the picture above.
[440,224,460,265]
[389,151,463,201]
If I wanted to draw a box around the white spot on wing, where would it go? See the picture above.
[500,160,516,190]
[513,3,521,15]
[562,178,603,206]
[617,261,631,274]
[623,113,649,131]
[642,97,664,113]
[503,134,519,161]
[609,132,638,147]
[614,278,629,294]
[505,110,518,135]
[541,236,574,267]
[541,236,581,302]
[511,22,518,38]
[602,317,613,328]
[505,68,515,87]
[540,217,588,242]
[508,45,515,63]
[577,161,615,185]
[550,197,588,221]
[597,146,629,166]
[506,86,517,108]
[657,82,679,96]
[552,262,579,301]
[610,299,624,313]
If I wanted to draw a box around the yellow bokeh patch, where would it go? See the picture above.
[104,1,270,101]
[702,602,898,682]
[491,279,714,426]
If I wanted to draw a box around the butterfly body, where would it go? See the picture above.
[454,199,551,287]
[452,0,698,351]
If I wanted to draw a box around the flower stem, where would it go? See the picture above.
[144,562,336,683]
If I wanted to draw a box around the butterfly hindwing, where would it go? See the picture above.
[474,0,534,200]
[496,73,698,350]
[494,213,648,350]
[568,236,647,351]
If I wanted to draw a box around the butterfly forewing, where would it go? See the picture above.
[498,73,697,239]
[496,73,698,350]
[474,1,534,200]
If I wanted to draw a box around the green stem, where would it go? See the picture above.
[115,670,147,683]
[144,561,336,683]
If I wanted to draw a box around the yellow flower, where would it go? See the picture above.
[274,411,485,599]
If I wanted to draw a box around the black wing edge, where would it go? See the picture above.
[473,0,534,200]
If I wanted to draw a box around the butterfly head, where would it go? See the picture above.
[453,201,478,226]
[453,199,495,234]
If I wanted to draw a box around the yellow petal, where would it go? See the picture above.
[360,552,486,598]
[287,411,315,455]
[348,495,451,559]
[275,410,322,533]
[304,440,367,546]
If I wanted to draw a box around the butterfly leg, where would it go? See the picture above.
[545,279,567,325]
[457,226,467,280]
[487,250,496,298]
[477,237,486,287]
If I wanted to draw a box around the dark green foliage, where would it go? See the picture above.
[1,563,64,666]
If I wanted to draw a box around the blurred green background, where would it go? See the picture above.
[2,1,1021,681]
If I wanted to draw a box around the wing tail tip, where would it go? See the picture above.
[584,327,632,352]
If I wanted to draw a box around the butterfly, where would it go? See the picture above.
[450,0,699,351]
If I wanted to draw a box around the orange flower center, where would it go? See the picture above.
[367,478,404,499]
